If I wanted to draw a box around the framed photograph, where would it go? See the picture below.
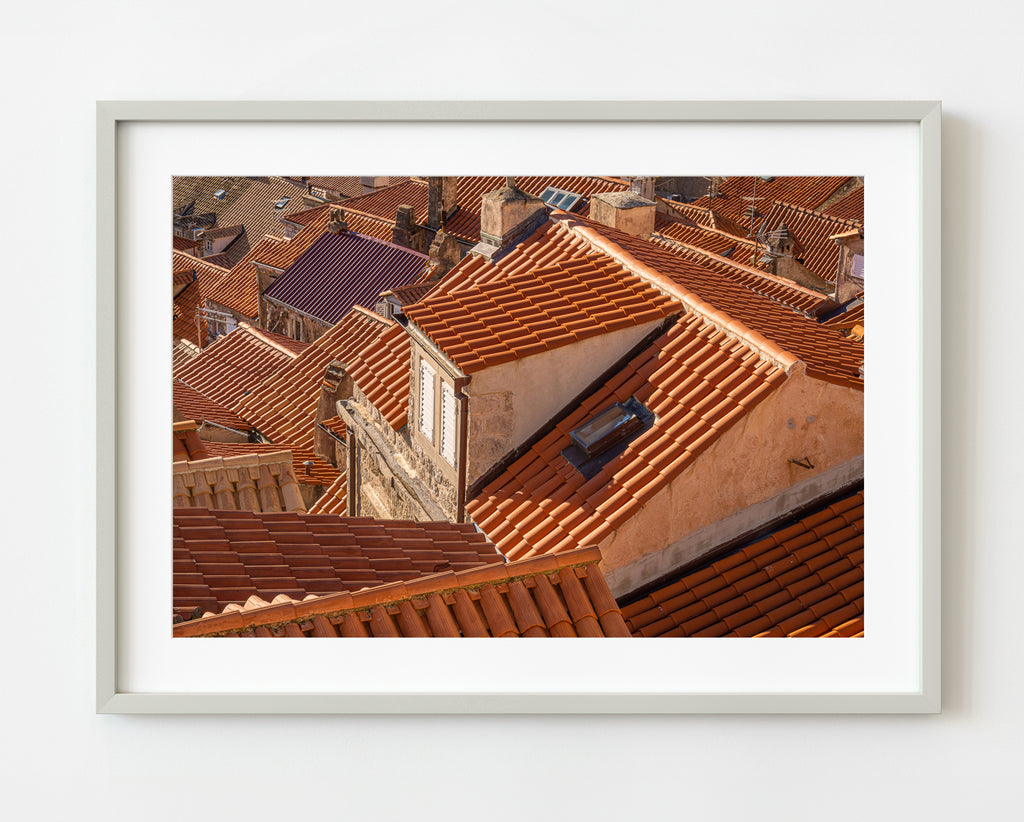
[97,101,940,713]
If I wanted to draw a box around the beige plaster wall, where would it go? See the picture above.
[466,319,663,485]
[596,369,865,578]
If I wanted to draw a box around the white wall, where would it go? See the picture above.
[2,1,1019,819]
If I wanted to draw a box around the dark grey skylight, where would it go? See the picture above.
[540,186,583,212]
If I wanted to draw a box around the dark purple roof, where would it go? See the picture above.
[264,231,427,323]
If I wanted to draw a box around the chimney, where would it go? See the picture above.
[327,207,348,234]
[474,179,547,260]
[589,191,656,237]
[392,204,424,252]
[831,228,864,304]
[427,229,462,277]
[313,360,352,465]
[427,177,458,229]
[631,176,656,200]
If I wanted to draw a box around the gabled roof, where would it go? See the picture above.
[263,230,428,325]
[171,508,499,619]
[173,380,253,433]
[621,490,864,637]
[171,250,259,320]
[556,214,864,388]
[174,322,308,409]
[468,312,787,560]
[173,450,306,514]
[757,201,862,283]
[233,307,398,448]
[339,176,630,245]
[405,253,677,374]
[173,544,630,637]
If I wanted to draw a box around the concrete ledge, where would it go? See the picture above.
[605,455,864,599]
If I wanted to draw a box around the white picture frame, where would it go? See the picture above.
[96,101,941,714]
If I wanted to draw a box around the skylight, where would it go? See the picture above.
[540,186,583,212]
[213,189,226,200]
[570,402,643,458]
[274,196,290,209]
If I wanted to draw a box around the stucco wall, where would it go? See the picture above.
[466,319,663,485]
[597,370,864,580]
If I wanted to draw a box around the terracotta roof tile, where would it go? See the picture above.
[307,472,347,515]
[342,322,412,430]
[173,322,308,409]
[173,176,255,222]
[622,490,864,637]
[467,312,786,560]
[173,421,209,462]
[173,380,253,433]
[173,235,200,252]
[170,508,499,620]
[173,450,306,514]
[172,249,260,322]
[210,178,313,264]
[233,307,398,448]
[338,176,630,245]
[406,254,676,374]
[757,201,862,283]
[821,184,864,223]
[690,176,852,231]
[174,544,631,637]
[264,230,427,325]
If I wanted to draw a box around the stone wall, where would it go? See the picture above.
[260,296,331,344]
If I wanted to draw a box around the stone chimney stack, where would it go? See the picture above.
[327,207,348,234]
[392,204,425,253]
[427,230,462,277]
[427,177,458,229]
[589,191,656,237]
[475,180,547,260]
[631,176,656,200]
[313,360,352,465]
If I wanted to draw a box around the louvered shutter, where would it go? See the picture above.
[419,360,435,440]
[440,382,456,465]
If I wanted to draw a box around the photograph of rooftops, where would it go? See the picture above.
[172,174,865,638]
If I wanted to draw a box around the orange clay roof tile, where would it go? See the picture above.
[199,440,340,488]
[173,450,306,514]
[174,544,630,637]
[171,508,498,621]
[173,322,308,409]
[821,184,864,224]
[622,490,864,638]
[233,307,401,448]
[690,176,852,231]
[467,312,786,561]
[171,249,261,321]
[172,380,253,433]
[756,201,863,283]
[406,254,676,374]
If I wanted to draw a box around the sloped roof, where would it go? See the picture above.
[689,176,852,230]
[173,176,254,219]
[342,322,412,430]
[621,490,864,637]
[173,451,306,514]
[173,380,253,433]
[757,201,863,283]
[468,312,787,560]
[173,235,200,252]
[174,322,308,409]
[339,176,630,245]
[171,250,259,320]
[233,307,397,448]
[556,214,864,388]
[821,184,864,223]
[263,230,428,324]
[211,178,314,265]
[173,278,206,345]
[308,472,347,516]
[173,545,630,637]
[405,253,677,374]
[171,508,499,619]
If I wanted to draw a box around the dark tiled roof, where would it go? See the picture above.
[468,312,787,560]
[173,176,254,220]
[621,491,864,637]
[264,230,428,324]
[405,254,677,375]
[173,545,630,637]
[171,508,499,620]
[173,451,306,514]
[211,178,313,265]
[174,322,308,409]
[233,307,397,448]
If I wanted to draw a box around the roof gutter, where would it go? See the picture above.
[552,213,804,375]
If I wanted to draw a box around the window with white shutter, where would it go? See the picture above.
[418,360,435,441]
[440,381,456,465]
